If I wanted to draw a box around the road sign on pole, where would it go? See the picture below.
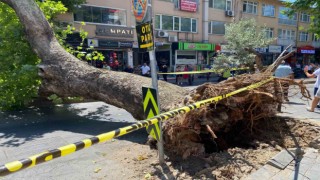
[132,0,164,164]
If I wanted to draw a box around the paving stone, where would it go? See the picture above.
[267,149,296,169]
[304,170,320,180]
[270,167,294,180]
[246,164,280,180]
[288,171,308,180]
[299,156,316,165]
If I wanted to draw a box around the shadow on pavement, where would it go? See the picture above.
[0,102,148,147]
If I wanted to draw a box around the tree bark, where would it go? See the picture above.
[1,0,187,119]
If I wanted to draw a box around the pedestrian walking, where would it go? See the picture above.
[304,65,320,112]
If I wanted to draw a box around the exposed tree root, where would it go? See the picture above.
[163,73,311,158]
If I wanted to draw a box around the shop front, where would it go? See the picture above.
[172,42,215,71]
[92,25,134,70]
[297,45,316,66]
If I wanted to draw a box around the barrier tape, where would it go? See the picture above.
[0,77,273,176]
[157,67,249,75]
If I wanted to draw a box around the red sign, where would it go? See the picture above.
[180,0,197,12]
[298,45,315,54]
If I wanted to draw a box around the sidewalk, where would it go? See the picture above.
[246,84,320,180]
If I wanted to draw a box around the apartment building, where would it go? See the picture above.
[56,0,318,71]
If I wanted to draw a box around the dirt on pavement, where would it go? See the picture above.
[108,117,320,180]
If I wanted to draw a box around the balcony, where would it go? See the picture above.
[312,41,320,48]
[277,39,295,46]
[278,19,297,26]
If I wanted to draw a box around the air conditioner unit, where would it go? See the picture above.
[168,35,178,42]
[226,10,235,17]
[157,31,169,38]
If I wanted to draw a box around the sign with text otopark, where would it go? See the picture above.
[136,22,154,52]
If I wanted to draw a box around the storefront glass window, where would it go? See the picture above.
[74,5,126,26]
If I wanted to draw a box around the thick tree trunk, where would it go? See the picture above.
[2,0,187,119]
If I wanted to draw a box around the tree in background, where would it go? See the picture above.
[213,19,275,71]
[285,0,320,36]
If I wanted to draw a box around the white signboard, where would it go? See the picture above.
[255,47,267,53]
[87,39,99,47]
[301,50,315,54]
[268,45,282,53]
[176,59,197,65]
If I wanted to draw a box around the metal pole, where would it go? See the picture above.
[149,51,164,164]
[148,1,164,164]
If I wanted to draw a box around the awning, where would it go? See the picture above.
[298,45,315,54]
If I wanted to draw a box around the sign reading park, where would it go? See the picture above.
[136,22,154,52]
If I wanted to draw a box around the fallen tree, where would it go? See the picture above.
[1,0,311,158]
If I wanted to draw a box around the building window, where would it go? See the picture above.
[155,14,197,33]
[262,4,275,17]
[74,5,126,26]
[209,0,232,10]
[155,15,161,29]
[278,29,296,40]
[300,13,310,23]
[313,34,320,42]
[263,27,274,38]
[162,15,173,31]
[209,21,225,35]
[278,7,297,26]
[299,32,309,42]
[243,1,258,14]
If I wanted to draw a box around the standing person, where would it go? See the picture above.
[162,64,168,81]
[140,63,150,77]
[124,65,134,73]
[304,65,320,112]
[274,61,294,102]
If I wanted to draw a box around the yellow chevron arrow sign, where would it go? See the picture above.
[142,87,160,140]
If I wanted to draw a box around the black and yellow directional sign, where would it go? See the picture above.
[136,22,154,52]
[142,87,160,140]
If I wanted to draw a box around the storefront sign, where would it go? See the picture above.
[119,42,133,48]
[96,26,134,38]
[255,47,267,53]
[179,42,214,51]
[268,45,282,53]
[176,59,197,65]
[136,22,154,52]
[180,0,197,12]
[98,40,133,48]
[301,49,315,54]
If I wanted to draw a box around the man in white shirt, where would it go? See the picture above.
[141,63,150,77]
[304,66,320,112]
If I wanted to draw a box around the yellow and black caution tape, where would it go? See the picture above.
[0,77,273,176]
[157,67,249,75]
